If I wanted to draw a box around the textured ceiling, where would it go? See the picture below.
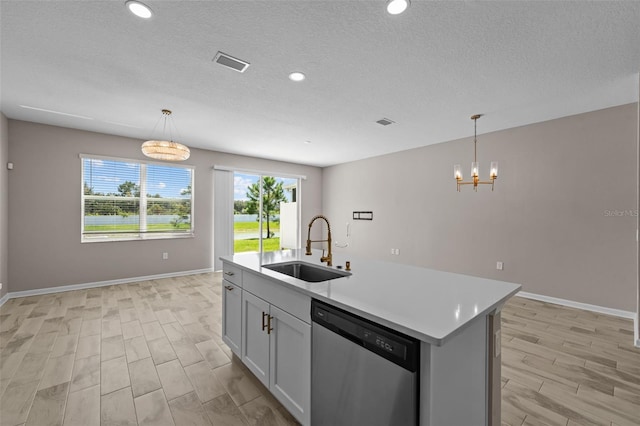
[1,1,639,167]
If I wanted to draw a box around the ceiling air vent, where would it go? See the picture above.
[376,118,395,126]
[213,51,250,73]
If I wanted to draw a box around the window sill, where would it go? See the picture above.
[81,233,195,243]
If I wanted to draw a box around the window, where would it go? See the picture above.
[213,167,304,270]
[81,155,194,242]
[233,172,299,254]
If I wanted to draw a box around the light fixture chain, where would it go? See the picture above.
[169,115,179,143]
[162,114,168,140]
[149,113,163,140]
[161,108,172,142]
[474,117,477,163]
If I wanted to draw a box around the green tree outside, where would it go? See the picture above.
[118,181,140,197]
[234,200,247,214]
[171,184,192,228]
[245,177,287,239]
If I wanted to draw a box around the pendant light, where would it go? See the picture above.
[141,109,190,161]
[454,114,498,191]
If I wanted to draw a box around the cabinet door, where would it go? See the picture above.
[269,305,311,426]
[242,290,270,387]
[222,280,242,356]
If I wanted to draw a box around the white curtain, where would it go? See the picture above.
[213,169,233,271]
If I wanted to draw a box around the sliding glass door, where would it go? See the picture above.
[233,172,299,254]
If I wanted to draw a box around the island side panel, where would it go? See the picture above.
[488,310,501,426]
[420,315,488,426]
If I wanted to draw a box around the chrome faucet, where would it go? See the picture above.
[306,215,332,266]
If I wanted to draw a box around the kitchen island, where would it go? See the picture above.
[220,249,521,426]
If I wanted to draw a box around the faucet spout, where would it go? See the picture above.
[306,215,332,266]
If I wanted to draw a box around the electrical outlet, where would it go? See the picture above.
[391,248,395,255]
[0,282,3,290]
[162,252,169,260]
[496,261,504,270]
[396,248,400,255]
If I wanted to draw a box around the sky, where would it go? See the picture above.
[83,158,191,198]
[234,172,296,202]
[83,161,294,200]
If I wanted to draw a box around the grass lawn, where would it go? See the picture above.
[86,221,279,253]
[234,221,280,234]
[234,237,281,253]
[234,221,282,253]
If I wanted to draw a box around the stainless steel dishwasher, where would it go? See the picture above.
[311,299,420,426]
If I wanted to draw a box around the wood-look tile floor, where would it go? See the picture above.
[501,296,640,426]
[0,273,298,426]
[0,272,638,426]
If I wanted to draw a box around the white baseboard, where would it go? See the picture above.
[518,291,639,348]
[517,291,635,319]
[0,268,213,306]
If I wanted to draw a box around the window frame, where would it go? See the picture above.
[212,166,305,270]
[80,154,195,243]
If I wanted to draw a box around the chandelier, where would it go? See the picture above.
[141,109,190,161]
[454,114,498,191]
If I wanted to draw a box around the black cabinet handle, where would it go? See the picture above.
[267,315,274,335]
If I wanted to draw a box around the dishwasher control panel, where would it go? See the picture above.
[312,300,419,371]
[362,330,406,358]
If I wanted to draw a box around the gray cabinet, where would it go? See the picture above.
[221,262,310,425]
[269,304,310,424]
[241,290,270,384]
[221,280,242,356]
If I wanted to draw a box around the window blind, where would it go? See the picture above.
[81,156,194,242]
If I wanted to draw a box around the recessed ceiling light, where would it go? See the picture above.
[289,72,306,82]
[304,140,312,144]
[386,0,410,15]
[126,1,153,19]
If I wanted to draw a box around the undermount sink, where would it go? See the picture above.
[263,261,351,283]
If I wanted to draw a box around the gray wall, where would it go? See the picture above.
[0,113,8,300]
[323,104,638,312]
[7,120,322,292]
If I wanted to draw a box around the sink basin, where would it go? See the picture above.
[263,261,351,283]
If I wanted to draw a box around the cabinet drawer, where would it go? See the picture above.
[222,263,242,286]
[244,271,311,324]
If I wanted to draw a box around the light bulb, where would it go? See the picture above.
[490,161,499,179]
[454,164,462,180]
[471,162,479,178]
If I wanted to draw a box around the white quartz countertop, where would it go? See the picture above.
[221,249,521,345]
